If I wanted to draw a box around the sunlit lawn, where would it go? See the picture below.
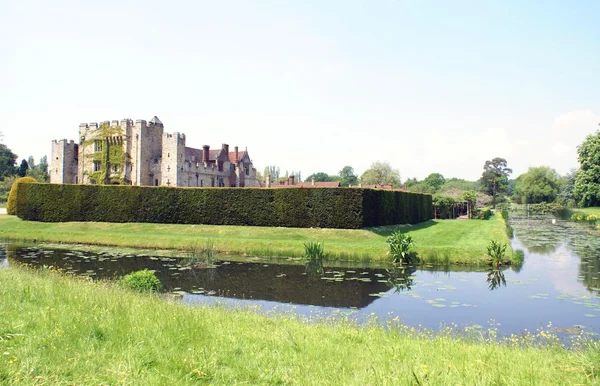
[0,213,510,264]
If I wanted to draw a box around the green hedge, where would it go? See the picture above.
[15,183,432,229]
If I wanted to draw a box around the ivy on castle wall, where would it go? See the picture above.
[83,122,131,184]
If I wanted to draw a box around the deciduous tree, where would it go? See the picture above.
[338,166,358,186]
[0,144,18,180]
[514,166,560,204]
[360,161,401,187]
[574,129,600,207]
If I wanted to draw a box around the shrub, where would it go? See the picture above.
[6,176,36,215]
[304,241,326,276]
[473,207,492,220]
[501,209,509,221]
[387,231,417,264]
[15,183,433,229]
[120,270,163,293]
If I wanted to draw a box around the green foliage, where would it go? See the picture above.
[526,202,565,214]
[514,166,561,204]
[303,241,326,276]
[15,183,433,229]
[556,168,577,207]
[479,157,512,208]
[486,240,507,266]
[511,249,525,266]
[17,159,29,177]
[387,231,417,264]
[120,269,162,293]
[0,143,18,180]
[305,172,341,183]
[360,161,401,187]
[263,165,280,180]
[473,207,492,220]
[338,166,358,186]
[84,123,129,184]
[7,176,36,215]
[432,194,461,219]
[574,130,600,207]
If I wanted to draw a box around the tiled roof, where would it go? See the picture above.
[228,151,246,164]
[269,181,340,188]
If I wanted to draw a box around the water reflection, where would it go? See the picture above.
[385,264,416,292]
[486,269,506,291]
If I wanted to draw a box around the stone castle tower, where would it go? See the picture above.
[50,116,259,187]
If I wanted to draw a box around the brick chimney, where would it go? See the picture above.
[202,145,209,163]
[311,177,315,186]
[223,143,229,155]
[266,174,271,188]
[234,146,239,163]
[289,175,295,185]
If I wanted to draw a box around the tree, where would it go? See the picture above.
[17,159,29,177]
[338,166,358,186]
[574,129,600,207]
[360,161,401,187]
[557,168,577,207]
[514,166,560,204]
[421,173,445,193]
[263,165,280,180]
[305,172,340,182]
[0,144,18,180]
[479,157,512,208]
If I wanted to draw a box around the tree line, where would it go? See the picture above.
[0,131,49,202]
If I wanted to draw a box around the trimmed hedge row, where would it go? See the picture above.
[15,183,432,229]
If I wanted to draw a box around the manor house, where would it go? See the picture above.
[50,116,260,188]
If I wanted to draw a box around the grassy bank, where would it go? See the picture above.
[0,213,511,264]
[571,207,600,216]
[0,267,597,385]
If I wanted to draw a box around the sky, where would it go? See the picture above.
[1,0,599,181]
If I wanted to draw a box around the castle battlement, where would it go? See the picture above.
[51,115,258,188]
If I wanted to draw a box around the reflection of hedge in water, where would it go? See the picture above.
[7,246,393,308]
[16,183,432,229]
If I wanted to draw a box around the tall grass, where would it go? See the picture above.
[0,267,598,384]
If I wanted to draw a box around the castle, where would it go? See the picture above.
[50,116,259,188]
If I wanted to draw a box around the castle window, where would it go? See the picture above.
[155,179,159,186]
[94,140,103,152]
[112,164,119,173]
[245,165,249,175]
[93,161,101,171]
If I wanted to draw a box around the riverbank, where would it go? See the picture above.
[0,213,511,264]
[571,207,600,216]
[0,267,596,385]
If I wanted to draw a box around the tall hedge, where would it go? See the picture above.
[15,183,432,229]
[6,177,37,215]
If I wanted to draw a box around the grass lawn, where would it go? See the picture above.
[0,213,511,265]
[0,267,597,385]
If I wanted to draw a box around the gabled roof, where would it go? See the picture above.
[228,151,247,164]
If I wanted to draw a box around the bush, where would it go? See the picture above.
[15,183,433,229]
[120,270,162,293]
[473,207,492,220]
[6,176,36,215]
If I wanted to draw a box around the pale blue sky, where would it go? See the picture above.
[1,0,599,181]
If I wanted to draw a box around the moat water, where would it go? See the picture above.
[1,214,599,338]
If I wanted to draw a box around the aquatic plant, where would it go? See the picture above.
[120,269,162,293]
[387,231,417,264]
[304,241,325,277]
[486,240,507,268]
[188,239,215,269]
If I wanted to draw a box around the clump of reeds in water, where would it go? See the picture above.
[188,239,215,269]
[304,241,325,277]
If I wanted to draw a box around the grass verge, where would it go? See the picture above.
[0,267,597,385]
[0,213,511,265]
